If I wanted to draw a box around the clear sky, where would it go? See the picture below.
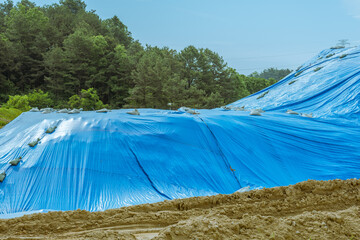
[11,0,360,74]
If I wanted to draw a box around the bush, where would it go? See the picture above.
[4,95,31,111]
[68,88,105,110]
[27,90,53,108]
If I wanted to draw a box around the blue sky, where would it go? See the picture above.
[12,0,360,74]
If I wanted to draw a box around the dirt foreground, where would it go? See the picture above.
[0,179,359,239]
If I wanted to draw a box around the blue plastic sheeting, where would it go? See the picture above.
[230,46,360,120]
[1,47,360,216]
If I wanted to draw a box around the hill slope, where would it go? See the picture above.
[230,47,360,120]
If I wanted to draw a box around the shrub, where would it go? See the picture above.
[68,88,105,110]
[4,95,31,111]
[27,89,53,108]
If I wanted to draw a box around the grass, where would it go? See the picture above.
[0,108,22,129]
[326,53,335,58]
[288,80,297,85]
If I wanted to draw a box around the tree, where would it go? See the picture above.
[219,68,249,104]
[68,88,105,110]
[62,27,96,93]
[337,39,349,47]
[106,44,134,107]
[126,47,177,108]
[103,16,132,48]
[59,0,86,14]
[5,3,49,91]
[4,95,30,111]
[27,89,53,108]
[249,68,291,81]
[0,34,16,102]
[0,0,14,33]
[44,46,73,100]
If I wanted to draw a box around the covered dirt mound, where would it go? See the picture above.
[0,179,359,239]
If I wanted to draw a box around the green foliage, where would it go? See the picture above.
[326,53,335,58]
[4,95,30,111]
[249,68,292,81]
[3,89,52,110]
[242,76,274,95]
[27,89,53,108]
[0,0,284,110]
[0,107,22,128]
[5,2,50,91]
[288,80,297,85]
[68,88,105,110]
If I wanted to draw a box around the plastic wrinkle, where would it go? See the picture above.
[128,148,171,200]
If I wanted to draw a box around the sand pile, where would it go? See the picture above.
[0,179,359,239]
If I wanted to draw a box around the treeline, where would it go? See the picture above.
[0,0,291,110]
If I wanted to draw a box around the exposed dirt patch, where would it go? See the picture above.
[0,179,359,239]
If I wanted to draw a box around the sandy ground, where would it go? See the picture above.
[0,179,359,239]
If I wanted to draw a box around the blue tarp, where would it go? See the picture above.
[1,47,360,216]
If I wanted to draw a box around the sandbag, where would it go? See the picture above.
[41,108,53,114]
[57,109,69,113]
[29,107,40,112]
[96,108,109,113]
[68,109,81,114]
[286,109,299,115]
[250,109,262,116]
[221,106,232,111]
[127,109,140,115]
[301,113,313,118]
[0,172,5,182]
[46,126,57,134]
[9,157,22,166]
[28,138,40,147]
[234,106,245,111]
